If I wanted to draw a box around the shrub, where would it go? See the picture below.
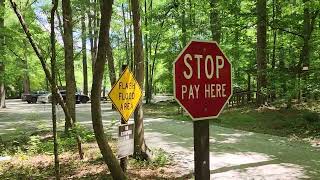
[303,112,319,123]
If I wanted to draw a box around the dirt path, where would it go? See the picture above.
[1,99,319,179]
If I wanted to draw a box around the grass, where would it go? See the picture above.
[144,101,320,139]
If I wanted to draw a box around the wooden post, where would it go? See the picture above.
[194,120,210,180]
[120,64,128,172]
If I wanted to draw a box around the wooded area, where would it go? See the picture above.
[0,0,319,179]
[0,0,318,106]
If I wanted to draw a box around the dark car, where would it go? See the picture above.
[25,91,48,104]
[59,90,90,104]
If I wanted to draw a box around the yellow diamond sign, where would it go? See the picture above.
[108,67,142,123]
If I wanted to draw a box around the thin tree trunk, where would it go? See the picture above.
[50,0,60,178]
[62,0,76,131]
[129,0,134,71]
[81,6,88,95]
[132,0,150,160]
[93,0,99,71]
[181,0,187,47]
[0,0,5,108]
[23,41,31,94]
[210,0,220,43]
[87,2,94,75]
[90,0,126,178]
[256,0,267,106]
[149,37,160,100]
[122,3,130,66]
[270,0,277,101]
[144,0,150,104]
[106,40,117,110]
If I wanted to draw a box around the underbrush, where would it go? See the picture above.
[130,148,171,169]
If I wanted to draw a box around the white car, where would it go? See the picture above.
[37,93,52,103]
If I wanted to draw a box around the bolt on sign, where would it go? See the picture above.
[108,67,142,123]
[118,123,134,158]
[173,40,232,120]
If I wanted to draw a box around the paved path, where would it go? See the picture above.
[1,99,320,179]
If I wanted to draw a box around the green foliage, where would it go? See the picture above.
[130,148,170,168]
[303,112,319,123]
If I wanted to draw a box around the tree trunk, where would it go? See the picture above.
[106,42,116,94]
[256,0,267,106]
[90,0,126,178]
[62,0,76,130]
[87,2,94,75]
[50,0,60,178]
[298,1,319,101]
[0,0,6,108]
[106,38,117,110]
[122,3,130,66]
[181,0,187,47]
[271,0,277,101]
[23,41,31,94]
[132,0,150,160]
[81,6,88,95]
[210,0,220,43]
[93,0,99,71]
[129,0,134,71]
[144,0,150,104]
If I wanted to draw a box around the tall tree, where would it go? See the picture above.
[81,4,88,95]
[122,3,130,66]
[210,0,220,43]
[181,0,187,47]
[50,0,60,178]
[256,0,267,105]
[132,0,150,160]
[90,0,126,178]
[0,0,6,108]
[22,41,31,94]
[62,0,76,130]
[144,0,150,104]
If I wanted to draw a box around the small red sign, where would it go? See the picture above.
[173,40,232,120]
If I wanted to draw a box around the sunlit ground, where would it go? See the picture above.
[0,99,319,179]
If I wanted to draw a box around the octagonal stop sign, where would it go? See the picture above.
[173,40,232,120]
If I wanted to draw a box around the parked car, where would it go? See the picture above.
[25,91,48,104]
[37,93,52,103]
[37,90,90,104]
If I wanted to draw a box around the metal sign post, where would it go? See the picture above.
[108,65,142,172]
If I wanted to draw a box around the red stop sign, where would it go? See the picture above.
[173,40,232,120]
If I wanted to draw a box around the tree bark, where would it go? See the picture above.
[90,0,126,179]
[106,40,116,99]
[0,0,6,108]
[122,3,130,66]
[23,41,31,94]
[50,0,60,178]
[271,0,277,101]
[256,0,267,106]
[81,6,88,95]
[144,0,150,104]
[210,0,220,43]
[298,1,319,97]
[181,0,187,47]
[132,0,150,160]
[62,0,76,131]
[128,0,134,71]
